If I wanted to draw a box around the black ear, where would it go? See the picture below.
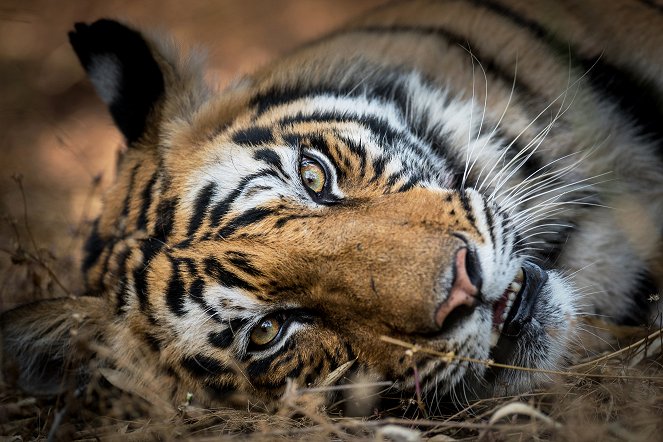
[69,19,165,145]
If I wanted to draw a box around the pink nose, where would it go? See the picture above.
[434,248,480,328]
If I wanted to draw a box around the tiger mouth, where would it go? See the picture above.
[489,262,549,349]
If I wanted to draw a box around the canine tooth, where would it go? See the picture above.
[515,268,524,283]
[490,330,500,347]
[510,281,522,294]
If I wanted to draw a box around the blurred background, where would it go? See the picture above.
[0,0,385,310]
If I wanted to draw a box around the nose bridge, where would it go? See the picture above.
[297,188,472,332]
[363,188,456,227]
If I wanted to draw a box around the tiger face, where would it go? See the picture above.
[4,0,662,410]
[71,18,576,404]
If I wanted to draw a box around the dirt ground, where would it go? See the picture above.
[0,0,385,311]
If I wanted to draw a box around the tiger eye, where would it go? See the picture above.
[300,159,326,193]
[250,317,282,346]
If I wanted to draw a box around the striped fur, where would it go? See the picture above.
[2,0,663,409]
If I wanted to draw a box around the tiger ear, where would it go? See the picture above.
[1,296,107,395]
[68,19,209,145]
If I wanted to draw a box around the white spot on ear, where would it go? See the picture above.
[88,54,122,105]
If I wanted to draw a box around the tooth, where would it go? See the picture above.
[501,311,508,321]
[508,291,517,302]
[515,268,524,283]
[510,281,522,294]
[491,330,500,347]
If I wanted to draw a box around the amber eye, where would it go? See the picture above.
[300,157,326,194]
[250,317,282,346]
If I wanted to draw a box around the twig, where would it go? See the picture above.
[380,335,663,381]
[571,327,663,370]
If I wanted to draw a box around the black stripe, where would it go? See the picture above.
[430,140,463,189]
[188,277,205,302]
[369,156,387,183]
[179,257,197,274]
[208,329,235,349]
[482,198,497,247]
[274,213,321,228]
[280,111,403,150]
[133,238,164,311]
[246,344,290,378]
[231,126,274,146]
[217,207,274,239]
[204,380,237,397]
[115,247,132,314]
[305,358,326,387]
[143,332,162,352]
[285,362,304,381]
[254,148,287,177]
[227,251,263,277]
[187,182,216,236]
[188,277,222,324]
[458,191,479,233]
[136,170,159,231]
[252,84,332,116]
[121,164,140,219]
[344,341,357,361]
[386,170,405,188]
[209,170,279,227]
[166,257,186,316]
[204,256,257,291]
[324,346,342,372]
[154,197,177,242]
[181,354,231,378]
[93,245,116,293]
[82,218,105,275]
[338,135,368,177]
[470,0,549,40]
[398,175,420,192]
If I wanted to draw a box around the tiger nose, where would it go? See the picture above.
[434,248,482,328]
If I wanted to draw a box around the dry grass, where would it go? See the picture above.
[1,1,663,440]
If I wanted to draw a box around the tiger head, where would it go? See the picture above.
[1,19,577,409]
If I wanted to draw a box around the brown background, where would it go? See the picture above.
[0,0,385,310]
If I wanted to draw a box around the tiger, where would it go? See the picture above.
[2,0,663,412]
